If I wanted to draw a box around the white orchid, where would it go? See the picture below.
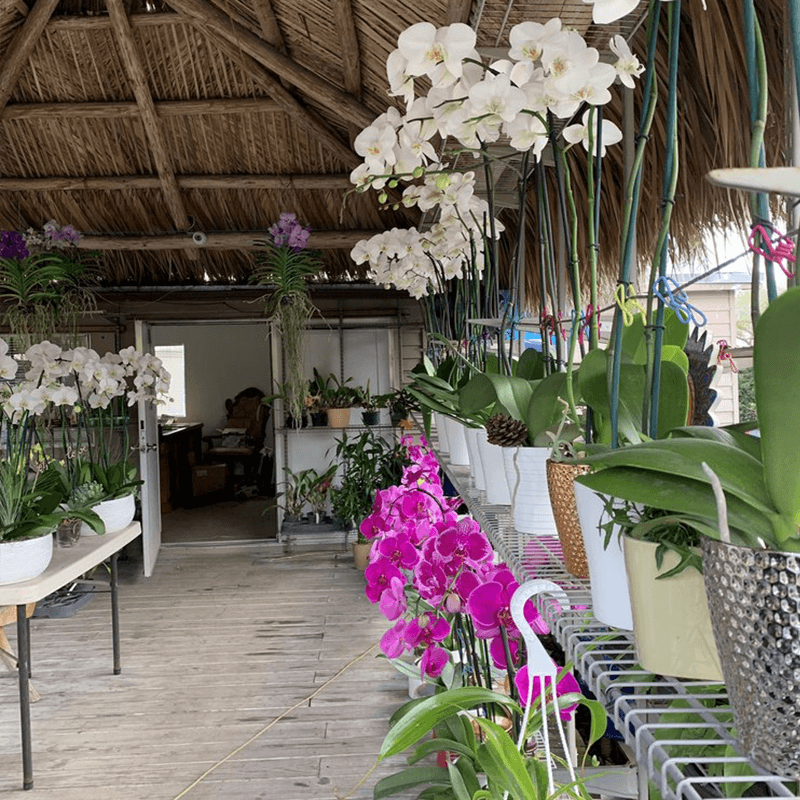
[505,112,549,156]
[49,384,79,407]
[610,35,645,89]
[397,22,477,87]
[509,19,567,64]
[0,355,18,381]
[584,0,641,25]
[563,109,623,156]
[353,119,398,173]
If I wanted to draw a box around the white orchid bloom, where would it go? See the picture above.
[349,162,387,191]
[88,392,112,410]
[509,19,567,64]
[0,338,9,358]
[397,22,477,87]
[563,110,623,156]
[569,62,617,106]
[386,48,415,107]
[505,112,549,156]
[118,346,139,366]
[610,35,645,89]
[585,0,641,25]
[0,355,17,381]
[467,71,527,124]
[50,384,79,407]
[25,340,61,364]
[354,119,398,172]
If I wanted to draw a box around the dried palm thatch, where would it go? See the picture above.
[0,0,790,308]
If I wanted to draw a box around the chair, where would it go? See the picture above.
[204,387,270,493]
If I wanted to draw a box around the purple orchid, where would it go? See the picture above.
[514,662,582,721]
[269,212,311,251]
[365,560,405,604]
[419,645,448,678]
[380,619,409,659]
[435,518,493,568]
[377,532,419,570]
[379,576,407,620]
[0,231,29,260]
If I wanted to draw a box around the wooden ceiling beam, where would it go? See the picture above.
[76,231,378,251]
[163,0,374,129]
[106,0,196,260]
[0,0,59,113]
[446,0,474,24]
[3,97,282,120]
[0,173,353,191]
[332,0,362,98]
[251,0,287,53]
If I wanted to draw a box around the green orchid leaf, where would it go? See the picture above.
[459,373,497,414]
[669,425,762,461]
[576,467,773,545]
[656,360,689,438]
[754,287,800,527]
[407,738,475,765]
[380,688,518,759]
[484,354,500,374]
[576,697,607,748]
[660,344,689,374]
[526,371,570,442]
[620,313,647,364]
[456,755,481,799]
[516,348,545,380]
[405,387,455,416]
[579,438,774,514]
[662,306,690,349]
[474,717,537,799]
[373,766,451,800]
[447,760,472,800]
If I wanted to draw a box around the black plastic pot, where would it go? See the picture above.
[309,411,328,427]
[362,410,380,426]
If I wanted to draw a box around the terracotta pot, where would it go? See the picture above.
[546,460,590,578]
[352,541,373,571]
[624,536,722,681]
[326,407,352,428]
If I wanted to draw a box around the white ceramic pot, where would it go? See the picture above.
[464,427,486,490]
[478,433,510,505]
[82,494,136,536]
[433,412,450,455]
[0,532,53,585]
[573,482,633,630]
[505,447,557,535]
[444,417,469,466]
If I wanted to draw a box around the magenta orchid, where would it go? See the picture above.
[514,661,582,721]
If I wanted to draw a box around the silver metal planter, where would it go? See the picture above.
[701,537,800,778]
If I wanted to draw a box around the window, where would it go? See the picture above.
[155,345,186,418]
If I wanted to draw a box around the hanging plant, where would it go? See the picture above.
[251,213,322,424]
[0,223,97,348]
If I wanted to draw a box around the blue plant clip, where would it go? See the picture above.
[652,276,707,327]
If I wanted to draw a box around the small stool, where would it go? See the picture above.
[0,605,40,703]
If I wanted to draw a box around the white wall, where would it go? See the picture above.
[152,323,272,436]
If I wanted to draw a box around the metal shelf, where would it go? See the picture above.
[435,446,799,800]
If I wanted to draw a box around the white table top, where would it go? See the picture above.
[0,523,142,606]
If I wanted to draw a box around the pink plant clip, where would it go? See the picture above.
[748,224,797,278]
[717,339,738,374]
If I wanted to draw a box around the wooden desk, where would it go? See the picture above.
[159,423,203,511]
[0,523,142,790]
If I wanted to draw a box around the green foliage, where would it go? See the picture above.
[329,430,408,533]
[577,288,800,551]
[737,367,756,422]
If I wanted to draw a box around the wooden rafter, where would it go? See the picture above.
[446,0,473,24]
[251,0,287,53]
[163,0,374,129]
[198,29,359,168]
[76,231,379,251]
[3,98,282,120]
[0,0,59,113]
[106,0,196,260]
[332,0,362,98]
[0,173,353,191]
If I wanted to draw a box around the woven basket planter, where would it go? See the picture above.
[546,460,590,578]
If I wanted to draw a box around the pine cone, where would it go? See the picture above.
[486,414,528,447]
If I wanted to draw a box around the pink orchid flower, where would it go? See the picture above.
[365,560,405,604]
[514,662,582,721]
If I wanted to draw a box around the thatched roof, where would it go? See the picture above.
[0,0,788,302]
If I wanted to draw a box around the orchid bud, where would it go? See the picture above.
[444,593,462,614]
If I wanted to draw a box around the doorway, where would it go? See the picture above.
[149,320,277,545]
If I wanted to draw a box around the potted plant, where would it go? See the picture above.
[328,430,407,568]
[321,375,358,428]
[305,463,337,524]
[251,213,322,427]
[574,286,800,777]
[305,369,329,427]
[385,387,417,428]
[356,380,383,426]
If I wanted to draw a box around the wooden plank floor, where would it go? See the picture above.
[0,544,416,799]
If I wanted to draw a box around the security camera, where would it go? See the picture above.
[192,231,208,246]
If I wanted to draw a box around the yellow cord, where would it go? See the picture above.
[171,640,379,799]
[614,284,646,327]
